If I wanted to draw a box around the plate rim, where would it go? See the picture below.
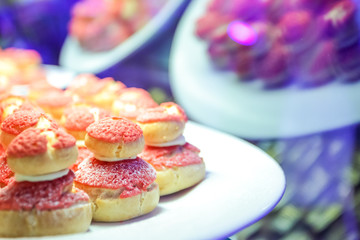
[3,120,285,240]
[169,0,360,139]
[59,0,190,73]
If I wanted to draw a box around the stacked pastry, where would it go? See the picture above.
[137,102,206,196]
[0,63,206,236]
[60,103,110,171]
[74,117,160,222]
[0,127,92,237]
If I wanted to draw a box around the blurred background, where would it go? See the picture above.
[1,0,360,239]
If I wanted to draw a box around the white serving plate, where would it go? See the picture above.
[169,0,360,139]
[59,0,189,74]
[3,121,285,240]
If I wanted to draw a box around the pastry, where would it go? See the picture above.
[0,110,58,148]
[66,74,126,110]
[75,116,159,222]
[0,171,92,237]
[60,105,111,141]
[85,117,144,161]
[139,143,205,196]
[136,102,187,145]
[0,126,91,237]
[111,87,158,121]
[6,127,78,176]
[70,145,93,172]
[137,102,205,195]
[75,157,158,222]
[36,91,74,120]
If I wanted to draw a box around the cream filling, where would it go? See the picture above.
[3,105,19,118]
[146,135,186,147]
[165,105,180,115]
[42,130,57,147]
[94,155,137,162]
[89,107,100,122]
[113,101,136,113]
[76,140,85,147]
[15,169,69,182]
[36,116,52,129]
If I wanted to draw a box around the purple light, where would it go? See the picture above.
[227,21,257,46]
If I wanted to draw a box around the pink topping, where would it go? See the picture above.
[102,77,126,92]
[278,10,313,44]
[1,110,42,135]
[86,117,143,143]
[37,91,73,107]
[72,0,107,17]
[115,88,158,119]
[0,171,89,211]
[258,44,288,87]
[117,88,158,107]
[68,74,126,96]
[7,128,47,158]
[1,48,42,66]
[136,102,188,123]
[139,143,202,170]
[63,106,111,131]
[67,74,101,96]
[75,157,156,198]
[14,102,40,112]
[7,128,76,158]
[70,146,93,172]
[0,154,14,187]
[52,129,76,149]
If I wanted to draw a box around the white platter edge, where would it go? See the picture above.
[59,0,189,74]
[0,121,285,240]
[169,0,360,140]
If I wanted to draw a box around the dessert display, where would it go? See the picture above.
[195,0,360,88]
[137,102,206,195]
[0,46,206,236]
[75,117,159,221]
[68,0,168,52]
[111,87,159,121]
[0,127,92,237]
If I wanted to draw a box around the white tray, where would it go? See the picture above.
[3,121,285,240]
